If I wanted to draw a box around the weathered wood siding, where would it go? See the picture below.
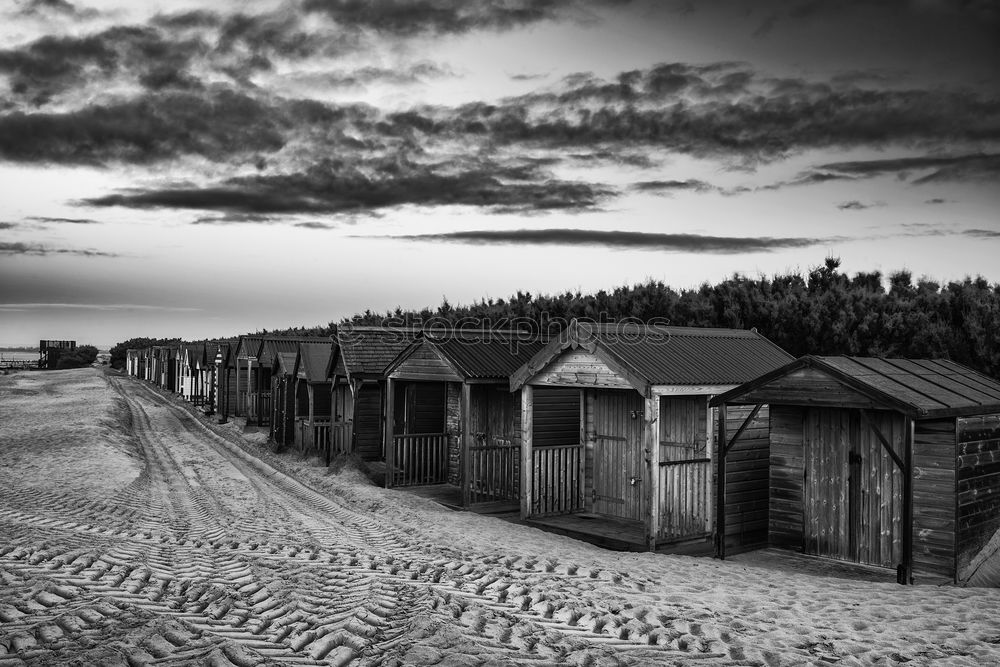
[532,387,583,516]
[446,382,461,486]
[468,385,520,503]
[533,349,632,389]
[392,345,461,382]
[353,383,383,461]
[735,367,881,409]
[656,396,712,541]
[716,404,770,551]
[912,418,957,580]
[956,414,1000,582]
[769,405,805,549]
[801,408,903,568]
[591,390,645,521]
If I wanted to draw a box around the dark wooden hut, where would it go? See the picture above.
[329,327,418,461]
[232,336,263,421]
[383,330,547,508]
[269,351,299,447]
[214,342,237,422]
[509,320,792,551]
[713,355,1000,585]
[255,337,317,428]
[293,340,336,461]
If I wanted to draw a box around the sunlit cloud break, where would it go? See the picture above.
[359,229,843,253]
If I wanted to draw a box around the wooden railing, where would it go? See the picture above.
[330,422,353,459]
[468,436,519,505]
[656,458,712,541]
[389,433,448,487]
[258,391,272,426]
[532,444,584,516]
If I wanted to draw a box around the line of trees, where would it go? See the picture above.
[112,258,1000,378]
[54,345,99,369]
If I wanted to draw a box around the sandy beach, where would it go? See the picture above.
[1,367,998,666]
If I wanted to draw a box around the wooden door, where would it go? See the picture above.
[657,396,712,540]
[592,390,644,521]
[803,408,903,568]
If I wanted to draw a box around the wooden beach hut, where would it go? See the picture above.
[712,355,1000,585]
[232,336,263,420]
[293,340,336,461]
[329,327,418,461]
[178,344,207,404]
[509,320,792,551]
[125,349,139,377]
[255,337,317,428]
[382,330,547,508]
[214,342,237,422]
[157,346,176,391]
[269,351,299,447]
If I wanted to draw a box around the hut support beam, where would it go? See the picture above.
[645,395,660,551]
[716,403,763,559]
[716,404,727,559]
[520,385,534,519]
[384,377,395,489]
[901,417,914,585]
[461,382,472,508]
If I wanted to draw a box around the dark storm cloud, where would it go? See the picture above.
[837,200,883,211]
[0,222,18,230]
[925,198,951,204]
[0,89,288,164]
[0,241,118,257]
[291,61,454,88]
[371,229,839,253]
[817,153,1000,184]
[964,228,1000,238]
[301,0,633,36]
[630,179,716,194]
[0,25,207,104]
[26,216,101,224]
[79,159,613,215]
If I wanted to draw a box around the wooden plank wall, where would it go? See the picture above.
[468,386,520,503]
[656,397,712,541]
[394,345,461,381]
[532,349,633,389]
[802,408,903,568]
[715,404,770,550]
[956,414,1000,582]
[591,390,644,521]
[769,405,804,549]
[353,383,383,461]
[913,418,957,580]
[533,387,580,447]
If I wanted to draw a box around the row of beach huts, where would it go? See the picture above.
[124,321,1000,585]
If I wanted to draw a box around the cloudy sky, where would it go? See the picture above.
[1,0,999,347]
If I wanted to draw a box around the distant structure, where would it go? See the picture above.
[39,340,76,369]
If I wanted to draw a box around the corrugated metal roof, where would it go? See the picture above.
[425,330,549,379]
[258,336,318,366]
[297,341,334,382]
[814,356,1000,417]
[549,322,793,387]
[336,327,419,378]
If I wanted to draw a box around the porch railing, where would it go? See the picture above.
[330,422,353,459]
[468,436,520,504]
[532,444,584,516]
[656,458,712,541]
[389,433,448,487]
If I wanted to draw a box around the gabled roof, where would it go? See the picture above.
[297,340,335,382]
[180,343,206,369]
[274,351,298,377]
[234,336,265,360]
[510,320,793,394]
[713,355,1000,419]
[387,330,548,381]
[258,336,318,366]
[334,327,420,380]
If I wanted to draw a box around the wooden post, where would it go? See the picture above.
[705,396,714,535]
[716,403,728,559]
[521,385,534,519]
[645,394,660,551]
[900,417,915,584]
[461,382,472,508]
[384,377,395,489]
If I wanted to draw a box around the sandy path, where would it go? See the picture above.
[1,369,999,666]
